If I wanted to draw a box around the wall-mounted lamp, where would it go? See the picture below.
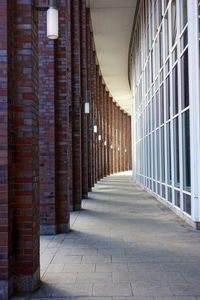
[98,135,102,141]
[125,148,127,153]
[93,117,97,133]
[104,141,107,146]
[84,102,90,114]
[47,0,59,39]
[84,90,90,114]
[111,145,113,149]
[118,147,120,151]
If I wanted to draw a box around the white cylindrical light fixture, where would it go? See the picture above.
[125,148,127,153]
[84,102,90,114]
[94,125,97,133]
[98,135,102,141]
[118,147,120,151]
[104,141,107,146]
[47,0,59,39]
[111,145,113,149]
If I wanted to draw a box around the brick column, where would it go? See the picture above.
[54,0,70,231]
[128,116,132,170]
[110,98,114,174]
[66,0,73,210]
[6,0,40,294]
[0,1,13,298]
[71,0,82,210]
[103,86,107,176]
[106,91,110,176]
[86,9,93,190]
[96,69,102,180]
[81,0,89,199]
[38,4,56,235]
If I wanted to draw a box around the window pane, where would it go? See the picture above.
[166,76,170,120]
[161,126,165,182]
[171,0,177,46]
[181,49,189,109]
[182,110,191,192]
[173,117,180,188]
[166,122,172,185]
[180,0,188,30]
[183,194,191,215]
[175,190,180,208]
[172,65,178,115]
[156,129,160,181]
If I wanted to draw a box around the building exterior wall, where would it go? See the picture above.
[130,0,200,224]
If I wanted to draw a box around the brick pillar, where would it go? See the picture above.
[38,4,56,235]
[72,0,82,210]
[110,98,114,174]
[113,103,118,173]
[106,91,110,176]
[117,107,120,172]
[122,112,126,171]
[125,113,128,171]
[81,0,89,199]
[0,1,13,298]
[103,86,107,177]
[96,69,101,180]
[86,9,93,190]
[6,0,40,294]
[128,116,132,170]
[54,0,70,231]
[66,0,73,211]
[92,51,98,183]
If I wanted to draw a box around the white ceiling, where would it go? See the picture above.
[87,0,137,115]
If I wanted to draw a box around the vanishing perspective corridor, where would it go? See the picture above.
[29,172,200,299]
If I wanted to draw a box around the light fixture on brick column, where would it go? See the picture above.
[98,135,102,141]
[111,145,113,149]
[118,147,120,151]
[93,117,97,133]
[104,141,107,146]
[84,91,90,114]
[47,0,59,39]
[125,148,127,153]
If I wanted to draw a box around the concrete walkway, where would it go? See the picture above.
[31,172,200,300]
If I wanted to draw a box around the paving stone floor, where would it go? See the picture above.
[14,172,200,300]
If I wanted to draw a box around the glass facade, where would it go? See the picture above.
[131,0,200,220]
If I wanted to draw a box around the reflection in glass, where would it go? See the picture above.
[183,194,191,215]
[161,126,165,183]
[175,190,180,208]
[166,122,172,185]
[172,65,178,115]
[173,117,180,188]
[182,110,191,192]
[180,0,188,30]
[181,50,189,109]
[171,0,177,46]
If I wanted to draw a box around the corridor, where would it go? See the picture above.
[29,172,200,299]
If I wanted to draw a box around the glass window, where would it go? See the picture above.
[156,92,159,128]
[181,49,189,109]
[171,0,177,46]
[180,0,188,31]
[164,12,169,58]
[166,76,170,120]
[168,187,172,203]
[160,84,164,124]
[159,26,163,68]
[161,126,165,182]
[174,190,180,208]
[172,65,178,115]
[156,129,160,181]
[173,117,180,188]
[166,122,172,185]
[182,110,191,192]
[183,194,191,215]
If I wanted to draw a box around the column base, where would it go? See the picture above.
[82,194,88,199]
[40,224,57,235]
[14,267,40,293]
[196,222,200,230]
[0,278,13,300]
[40,223,70,235]
[57,223,70,233]
[74,203,82,211]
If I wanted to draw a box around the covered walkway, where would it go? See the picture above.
[28,172,200,299]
